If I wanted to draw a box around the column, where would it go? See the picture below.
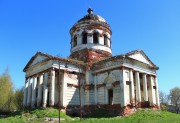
[23,78,28,107]
[143,74,148,101]
[130,69,135,105]
[37,74,43,107]
[155,77,160,107]
[61,70,66,106]
[27,78,33,107]
[49,69,55,106]
[94,74,98,104]
[77,34,82,44]
[135,72,141,103]
[149,75,155,105]
[43,72,48,108]
[121,68,126,106]
[31,76,37,108]
[87,33,93,44]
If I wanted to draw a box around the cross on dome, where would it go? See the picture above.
[87,8,93,14]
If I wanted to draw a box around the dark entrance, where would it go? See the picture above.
[108,89,113,105]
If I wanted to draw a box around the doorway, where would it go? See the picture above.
[108,89,113,105]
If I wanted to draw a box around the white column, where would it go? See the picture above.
[155,77,160,107]
[130,69,135,105]
[37,74,43,107]
[148,76,155,105]
[107,39,110,47]
[121,68,126,106]
[49,69,55,106]
[99,35,104,45]
[43,86,48,108]
[87,34,93,44]
[43,72,48,108]
[61,71,67,107]
[94,74,98,104]
[135,72,141,103]
[77,34,82,45]
[143,74,148,101]
[31,76,37,108]
[23,79,28,107]
[27,78,33,107]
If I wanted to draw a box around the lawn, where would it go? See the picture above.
[0,108,179,123]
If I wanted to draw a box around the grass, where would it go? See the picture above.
[0,108,179,123]
[0,108,72,123]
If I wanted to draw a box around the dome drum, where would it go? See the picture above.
[69,8,112,62]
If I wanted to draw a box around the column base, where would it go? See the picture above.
[130,99,136,106]
[43,103,47,108]
[27,102,31,107]
[49,100,54,107]
[37,100,42,107]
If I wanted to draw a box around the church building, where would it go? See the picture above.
[23,8,160,112]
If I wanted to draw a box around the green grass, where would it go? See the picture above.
[0,108,179,123]
[0,108,72,123]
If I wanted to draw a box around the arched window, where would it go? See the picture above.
[82,32,87,44]
[103,34,108,46]
[73,35,77,47]
[93,32,98,44]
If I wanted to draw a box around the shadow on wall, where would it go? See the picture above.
[65,86,80,117]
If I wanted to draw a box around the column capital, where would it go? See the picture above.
[64,69,68,73]
[25,78,28,84]
[38,72,44,76]
[51,67,55,71]
[135,71,139,74]
[142,73,147,76]
[146,74,151,77]
[153,75,157,78]
[129,68,134,71]
[119,66,126,70]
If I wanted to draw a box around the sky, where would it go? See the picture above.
[0,0,180,94]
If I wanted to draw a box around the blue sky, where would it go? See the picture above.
[0,0,179,94]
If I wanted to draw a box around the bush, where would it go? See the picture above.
[160,103,168,111]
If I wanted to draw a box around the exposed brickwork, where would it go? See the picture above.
[69,49,112,63]
[65,104,151,117]
[66,104,123,117]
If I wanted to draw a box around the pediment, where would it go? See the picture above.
[30,54,48,66]
[23,52,51,71]
[128,52,151,65]
[126,50,157,68]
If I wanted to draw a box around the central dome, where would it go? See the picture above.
[69,8,112,62]
[70,8,111,35]
[78,14,107,23]
[73,14,111,32]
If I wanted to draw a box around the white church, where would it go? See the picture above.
[23,8,160,113]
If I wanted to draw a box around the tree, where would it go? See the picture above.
[159,91,169,104]
[170,87,180,112]
[14,88,24,110]
[0,69,14,111]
